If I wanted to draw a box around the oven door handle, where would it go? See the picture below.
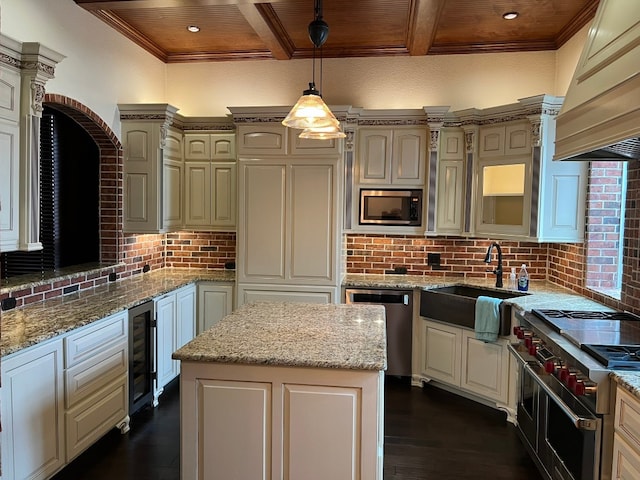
[508,344,600,432]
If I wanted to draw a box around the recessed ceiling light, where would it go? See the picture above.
[502,12,519,20]
[187,25,200,33]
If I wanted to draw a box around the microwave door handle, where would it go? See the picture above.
[508,344,600,431]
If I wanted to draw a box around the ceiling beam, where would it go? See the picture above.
[237,3,293,60]
[408,0,445,56]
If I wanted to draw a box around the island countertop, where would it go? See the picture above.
[173,301,387,371]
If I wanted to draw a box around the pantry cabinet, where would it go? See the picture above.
[417,318,510,406]
[236,153,342,305]
[357,127,427,186]
[119,104,183,233]
[184,133,237,230]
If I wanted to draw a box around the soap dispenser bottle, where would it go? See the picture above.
[518,264,529,292]
[509,267,517,290]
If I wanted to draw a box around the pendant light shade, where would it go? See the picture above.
[282,83,339,130]
[282,0,342,137]
[299,124,346,139]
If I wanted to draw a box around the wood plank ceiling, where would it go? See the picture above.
[74,0,599,63]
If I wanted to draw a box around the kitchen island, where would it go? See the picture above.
[173,301,386,480]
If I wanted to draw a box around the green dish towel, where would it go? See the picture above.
[475,296,502,343]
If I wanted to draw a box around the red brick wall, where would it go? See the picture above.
[585,161,624,291]
[346,235,547,280]
[165,232,236,269]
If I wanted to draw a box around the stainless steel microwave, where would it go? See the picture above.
[359,189,423,226]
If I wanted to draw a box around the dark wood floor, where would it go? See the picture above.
[52,377,542,480]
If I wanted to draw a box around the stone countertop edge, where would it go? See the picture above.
[611,371,640,400]
[173,302,387,371]
[0,268,235,358]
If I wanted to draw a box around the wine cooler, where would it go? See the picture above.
[128,300,156,415]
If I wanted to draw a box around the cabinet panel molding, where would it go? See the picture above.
[284,384,361,480]
[197,379,272,480]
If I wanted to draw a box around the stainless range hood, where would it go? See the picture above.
[554,0,640,162]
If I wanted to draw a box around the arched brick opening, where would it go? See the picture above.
[43,94,122,265]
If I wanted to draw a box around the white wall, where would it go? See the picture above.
[555,24,590,96]
[166,51,561,117]
[2,0,166,137]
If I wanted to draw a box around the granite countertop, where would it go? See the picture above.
[343,273,611,311]
[611,371,640,398]
[0,268,234,358]
[173,301,387,371]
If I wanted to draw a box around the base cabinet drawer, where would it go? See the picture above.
[65,311,127,367]
[612,432,640,480]
[65,374,128,462]
[64,340,128,408]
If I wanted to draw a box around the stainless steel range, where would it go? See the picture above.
[510,308,640,480]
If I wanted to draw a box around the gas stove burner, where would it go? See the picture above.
[582,344,640,369]
[532,309,640,321]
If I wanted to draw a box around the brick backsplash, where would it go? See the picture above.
[165,232,236,269]
[346,235,547,280]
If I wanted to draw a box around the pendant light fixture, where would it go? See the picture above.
[282,0,345,138]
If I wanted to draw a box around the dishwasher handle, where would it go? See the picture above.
[345,289,411,306]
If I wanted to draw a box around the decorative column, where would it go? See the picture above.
[462,124,479,234]
[424,106,450,235]
[19,42,65,251]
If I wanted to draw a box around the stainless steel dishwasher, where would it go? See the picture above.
[345,288,413,377]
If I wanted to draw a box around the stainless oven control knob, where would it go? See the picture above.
[516,329,533,340]
[567,373,579,390]
[528,344,538,356]
[524,337,541,348]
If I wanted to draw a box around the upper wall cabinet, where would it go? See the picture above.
[237,124,288,156]
[357,127,427,186]
[119,104,183,234]
[0,35,64,253]
[184,133,236,230]
[0,67,20,253]
[471,96,587,242]
[184,133,236,161]
[435,129,465,235]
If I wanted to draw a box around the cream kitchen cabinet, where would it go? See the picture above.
[180,363,383,480]
[237,284,337,306]
[435,129,465,234]
[472,96,587,242]
[417,318,510,407]
[612,385,640,479]
[197,281,233,333]
[184,161,236,229]
[236,155,342,306]
[63,311,129,461]
[1,311,131,480]
[184,133,237,230]
[0,64,21,253]
[1,338,66,480]
[119,104,183,233]
[357,127,427,186]
[237,124,288,156]
[0,35,63,253]
[184,133,235,161]
[155,284,196,403]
